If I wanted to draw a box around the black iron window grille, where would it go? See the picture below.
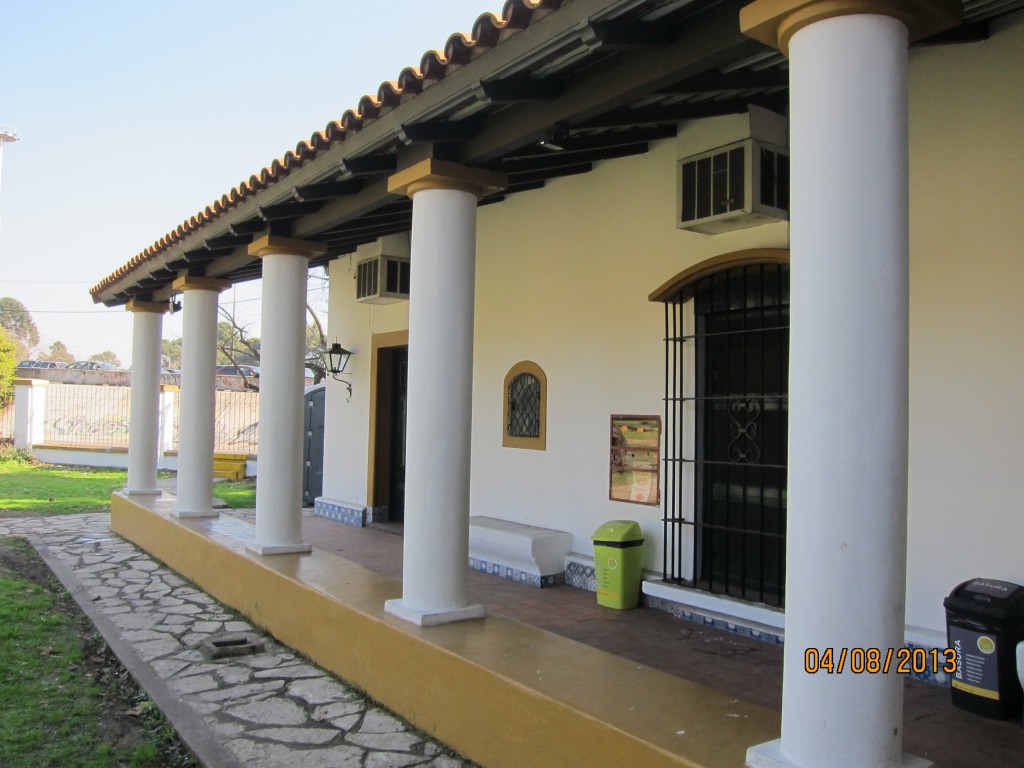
[662,263,789,607]
[507,373,541,438]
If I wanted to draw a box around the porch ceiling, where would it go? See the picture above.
[90,0,1022,307]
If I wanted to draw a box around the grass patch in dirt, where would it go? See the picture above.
[0,461,127,517]
[0,537,197,767]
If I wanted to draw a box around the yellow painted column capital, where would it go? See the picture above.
[171,275,233,294]
[388,159,506,199]
[741,0,960,53]
[125,298,171,314]
[247,235,327,259]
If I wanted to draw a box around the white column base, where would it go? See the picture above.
[246,542,312,556]
[124,488,161,497]
[171,508,219,520]
[384,599,486,627]
[747,740,932,768]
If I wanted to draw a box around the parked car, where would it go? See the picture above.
[16,360,61,369]
[215,364,259,377]
[68,361,119,371]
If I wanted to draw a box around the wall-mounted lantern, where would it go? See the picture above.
[323,342,354,398]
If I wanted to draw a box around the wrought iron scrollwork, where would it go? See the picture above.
[728,398,761,463]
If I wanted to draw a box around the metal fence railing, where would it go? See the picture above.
[43,383,132,448]
[11,383,263,456]
[168,389,260,456]
[213,390,260,455]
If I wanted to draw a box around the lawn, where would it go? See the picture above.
[0,455,256,517]
[0,537,195,767]
[212,477,257,508]
[0,460,128,517]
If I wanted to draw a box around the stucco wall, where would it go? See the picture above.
[471,132,788,574]
[904,11,1024,638]
[322,239,410,509]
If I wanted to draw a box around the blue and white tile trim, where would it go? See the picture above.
[642,595,786,645]
[565,560,596,593]
[313,498,366,527]
[905,641,951,687]
[468,557,564,588]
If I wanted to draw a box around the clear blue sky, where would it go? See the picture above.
[0,0,504,365]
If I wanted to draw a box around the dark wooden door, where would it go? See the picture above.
[387,349,408,523]
[302,386,326,506]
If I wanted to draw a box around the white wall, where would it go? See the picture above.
[322,239,409,509]
[471,133,787,572]
[904,11,1024,639]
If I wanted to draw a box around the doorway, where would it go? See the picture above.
[693,264,788,605]
[661,260,789,607]
[370,337,409,524]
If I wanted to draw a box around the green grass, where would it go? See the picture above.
[212,478,256,508]
[0,462,127,517]
[0,537,173,767]
[0,455,256,516]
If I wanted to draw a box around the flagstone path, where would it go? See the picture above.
[0,512,475,768]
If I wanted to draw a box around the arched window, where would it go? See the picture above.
[502,361,547,450]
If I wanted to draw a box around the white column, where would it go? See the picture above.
[740,3,959,768]
[125,300,167,495]
[13,378,47,450]
[247,236,325,555]
[384,159,505,626]
[171,276,230,518]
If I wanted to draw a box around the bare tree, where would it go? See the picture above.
[215,298,329,387]
[216,310,261,391]
[305,302,328,384]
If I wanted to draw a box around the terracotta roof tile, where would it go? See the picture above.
[91,0,552,302]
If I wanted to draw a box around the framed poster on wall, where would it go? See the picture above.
[609,415,661,505]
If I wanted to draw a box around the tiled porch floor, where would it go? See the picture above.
[294,511,1021,768]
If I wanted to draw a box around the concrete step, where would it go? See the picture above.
[213,452,248,462]
[213,460,245,481]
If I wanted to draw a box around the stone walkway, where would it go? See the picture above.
[0,512,475,768]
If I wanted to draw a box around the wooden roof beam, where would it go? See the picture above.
[340,155,397,175]
[478,76,564,103]
[656,68,789,95]
[461,0,762,164]
[293,179,364,202]
[577,95,786,130]
[583,20,677,50]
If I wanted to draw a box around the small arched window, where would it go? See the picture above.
[502,361,547,450]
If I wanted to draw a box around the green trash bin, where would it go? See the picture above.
[592,520,645,609]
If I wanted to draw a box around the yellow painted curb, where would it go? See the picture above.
[110,494,779,768]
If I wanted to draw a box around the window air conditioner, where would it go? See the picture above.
[677,138,789,234]
[355,254,411,304]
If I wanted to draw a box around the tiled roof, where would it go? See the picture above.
[93,0,1012,304]
[90,0,558,301]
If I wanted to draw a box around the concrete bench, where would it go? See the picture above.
[468,516,573,588]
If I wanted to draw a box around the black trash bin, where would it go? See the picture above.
[943,578,1024,720]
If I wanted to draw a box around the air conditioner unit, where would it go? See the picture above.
[676,138,789,234]
[355,254,411,304]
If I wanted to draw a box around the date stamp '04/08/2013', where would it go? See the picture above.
[804,647,957,675]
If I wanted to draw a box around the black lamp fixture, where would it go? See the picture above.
[169,298,182,314]
[323,342,354,398]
